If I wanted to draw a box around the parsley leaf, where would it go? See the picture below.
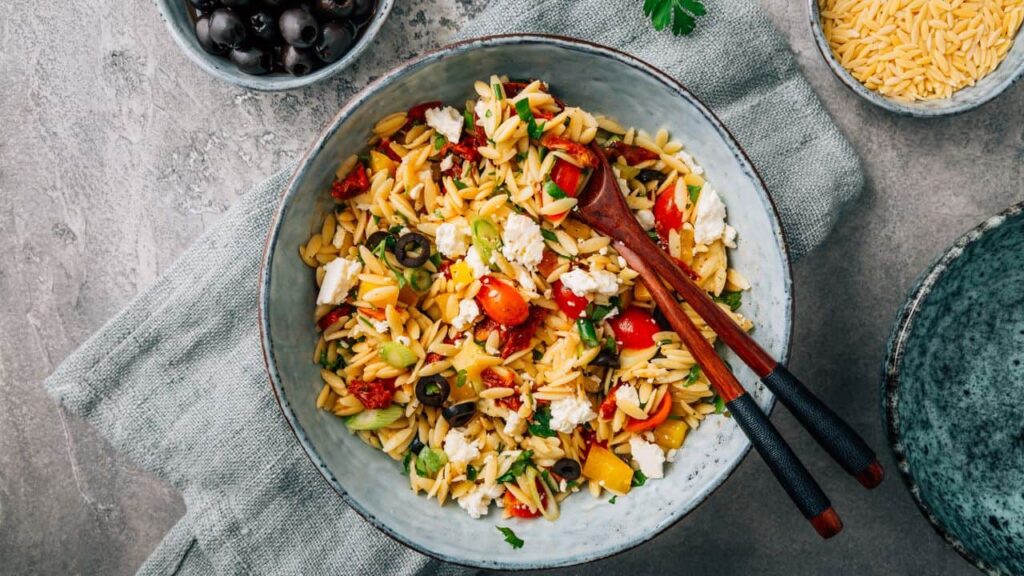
[713,290,743,311]
[688,183,703,203]
[544,180,568,200]
[414,448,448,478]
[467,464,478,481]
[497,450,535,483]
[433,134,447,151]
[685,365,701,386]
[608,495,617,504]
[540,228,558,242]
[514,98,546,141]
[528,407,557,438]
[642,0,706,36]
[456,369,468,388]
[497,526,524,549]
[646,228,661,243]
[632,470,648,487]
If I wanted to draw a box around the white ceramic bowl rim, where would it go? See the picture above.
[153,0,396,91]
[259,33,794,569]
[807,0,1024,117]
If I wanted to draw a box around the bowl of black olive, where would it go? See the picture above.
[156,0,393,90]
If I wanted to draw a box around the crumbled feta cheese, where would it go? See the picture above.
[666,449,678,463]
[316,257,362,305]
[516,269,537,293]
[370,319,389,334]
[435,221,468,258]
[474,99,490,127]
[439,155,454,172]
[616,256,627,268]
[457,483,504,519]
[501,214,545,270]
[549,395,597,433]
[635,209,656,231]
[560,268,619,298]
[629,436,666,479]
[504,411,522,435]
[693,186,732,246]
[464,246,490,278]
[396,335,411,346]
[615,385,640,406]
[452,298,480,331]
[424,106,463,144]
[599,246,608,255]
[444,428,481,464]
[331,226,347,249]
[723,224,738,249]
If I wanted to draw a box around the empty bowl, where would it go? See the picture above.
[884,201,1024,575]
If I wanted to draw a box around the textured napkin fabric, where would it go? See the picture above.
[45,1,862,574]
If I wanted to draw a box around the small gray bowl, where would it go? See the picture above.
[808,0,1024,117]
[260,34,793,569]
[154,0,394,91]
[884,201,1024,575]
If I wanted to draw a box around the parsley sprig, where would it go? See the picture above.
[642,0,707,36]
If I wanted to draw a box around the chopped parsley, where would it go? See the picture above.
[514,98,545,140]
[455,369,468,388]
[687,183,702,204]
[540,228,559,242]
[643,0,707,36]
[608,495,617,504]
[453,179,468,190]
[685,365,701,386]
[527,406,557,438]
[497,450,535,483]
[466,464,478,481]
[714,395,727,414]
[433,134,447,151]
[544,180,568,200]
[497,526,524,549]
[713,290,743,311]
[631,470,648,487]
[589,303,617,323]
[492,83,504,101]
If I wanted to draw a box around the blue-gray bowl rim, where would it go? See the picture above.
[258,33,795,569]
[807,0,1024,117]
[882,200,1024,576]
[152,0,395,92]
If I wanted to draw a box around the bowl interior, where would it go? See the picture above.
[808,0,1024,116]
[886,205,1024,575]
[155,0,394,91]
[261,36,792,569]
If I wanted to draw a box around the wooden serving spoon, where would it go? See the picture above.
[572,145,857,538]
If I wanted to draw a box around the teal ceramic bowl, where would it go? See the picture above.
[808,0,1024,117]
[884,202,1024,576]
[260,35,793,570]
[154,0,394,91]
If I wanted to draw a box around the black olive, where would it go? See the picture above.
[314,0,355,19]
[195,16,229,55]
[591,348,620,368]
[279,7,320,48]
[636,169,664,183]
[281,45,318,76]
[209,8,248,48]
[415,375,450,408]
[230,45,273,74]
[352,0,373,17]
[409,436,425,455]
[249,11,281,45]
[394,232,431,268]
[652,307,671,331]
[442,402,476,428]
[552,458,581,482]
[189,0,221,13]
[364,230,390,251]
[315,21,355,64]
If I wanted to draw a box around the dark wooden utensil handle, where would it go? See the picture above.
[615,243,841,539]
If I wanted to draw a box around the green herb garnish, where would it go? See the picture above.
[540,228,558,242]
[713,290,743,312]
[545,180,568,200]
[528,407,557,438]
[401,451,413,475]
[632,470,648,487]
[608,495,617,504]
[492,83,504,101]
[463,106,475,132]
[642,0,706,36]
[685,365,701,386]
[414,447,448,478]
[713,394,727,414]
[688,183,702,204]
[456,369,468,388]
[433,134,447,151]
[646,228,661,243]
[577,318,600,348]
[589,304,616,323]
[497,450,535,483]
[453,179,468,190]
[497,527,524,549]
[467,464,478,481]
[514,98,545,140]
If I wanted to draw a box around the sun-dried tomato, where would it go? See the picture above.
[537,249,562,277]
[604,141,660,165]
[500,307,547,359]
[317,305,352,331]
[539,134,598,168]
[406,100,443,122]
[348,378,396,409]
[331,162,369,199]
[481,366,521,411]
[503,484,547,518]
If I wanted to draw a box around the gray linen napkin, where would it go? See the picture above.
[45,1,863,574]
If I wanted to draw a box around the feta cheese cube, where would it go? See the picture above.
[501,214,545,270]
[316,257,362,306]
[424,106,463,144]
[635,209,656,231]
[435,221,468,258]
[444,428,480,464]
[560,268,619,298]
[463,246,490,278]
[693,186,733,246]
[549,395,597,433]
[629,436,666,479]
[452,298,480,331]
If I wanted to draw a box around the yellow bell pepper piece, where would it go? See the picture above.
[451,341,501,380]
[449,260,473,287]
[653,419,688,451]
[582,444,634,496]
[369,150,398,176]
[358,280,399,308]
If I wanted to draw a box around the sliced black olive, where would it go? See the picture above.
[409,436,425,455]
[652,307,671,331]
[364,230,390,251]
[636,169,665,183]
[394,232,431,268]
[591,348,620,368]
[442,401,476,428]
[415,375,450,407]
[552,458,581,482]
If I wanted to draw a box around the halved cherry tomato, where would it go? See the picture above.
[540,134,598,168]
[552,280,588,320]
[317,305,352,331]
[406,100,443,122]
[476,276,529,326]
[503,481,548,518]
[625,391,673,432]
[653,183,684,244]
[550,159,583,197]
[500,307,546,359]
[348,378,396,409]
[331,162,369,199]
[604,141,660,165]
[608,307,660,350]
[599,384,622,420]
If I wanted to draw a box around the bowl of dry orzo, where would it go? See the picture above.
[811,0,1024,116]
[260,34,793,569]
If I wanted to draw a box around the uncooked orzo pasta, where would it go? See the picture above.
[301,76,753,523]
[819,0,1024,101]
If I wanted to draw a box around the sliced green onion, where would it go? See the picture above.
[406,268,433,293]
[433,134,447,151]
[577,318,599,348]
[454,180,468,190]
[464,106,475,132]
[345,405,403,431]
[492,83,504,101]
[470,216,501,263]
[380,341,418,368]
[545,180,568,200]
[514,99,545,140]
[414,447,448,477]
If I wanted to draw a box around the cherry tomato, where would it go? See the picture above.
[317,305,352,331]
[550,159,582,198]
[348,378,396,409]
[604,141,660,165]
[476,276,529,326]
[552,280,588,320]
[406,100,443,122]
[608,307,660,350]
[599,384,621,420]
[625,392,673,432]
[503,482,548,518]
[653,183,684,244]
[331,162,369,199]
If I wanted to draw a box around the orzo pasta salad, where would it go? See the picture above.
[301,76,753,523]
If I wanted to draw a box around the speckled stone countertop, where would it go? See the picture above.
[1,1,1021,574]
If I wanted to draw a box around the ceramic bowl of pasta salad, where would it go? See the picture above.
[260,35,793,570]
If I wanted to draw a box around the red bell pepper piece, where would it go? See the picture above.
[624,392,673,432]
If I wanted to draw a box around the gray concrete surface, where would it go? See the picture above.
[1,0,1021,573]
